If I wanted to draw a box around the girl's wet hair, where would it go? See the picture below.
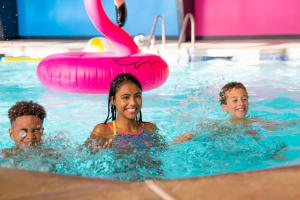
[8,101,46,124]
[104,73,143,123]
[219,82,248,105]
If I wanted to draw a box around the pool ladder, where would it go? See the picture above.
[178,13,195,50]
[177,13,196,64]
[145,13,195,48]
[146,15,166,49]
[142,13,196,64]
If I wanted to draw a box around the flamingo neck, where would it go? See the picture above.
[84,0,139,56]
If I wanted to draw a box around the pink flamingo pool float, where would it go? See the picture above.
[37,0,168,94]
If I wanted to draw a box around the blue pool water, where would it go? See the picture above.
[0,60,300,180]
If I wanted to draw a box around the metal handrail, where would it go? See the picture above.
[178,13,195,49]
[147,15,166,48]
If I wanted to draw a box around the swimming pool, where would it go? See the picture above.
[0,60,300,181]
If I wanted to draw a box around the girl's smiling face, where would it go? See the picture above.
[221,87,249,120]
[112,82,142,120]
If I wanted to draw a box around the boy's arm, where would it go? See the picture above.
[252,118,300,131]
[251,118,279,131]
[280,119,300,128]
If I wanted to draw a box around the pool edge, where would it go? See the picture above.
[0,165,299,199]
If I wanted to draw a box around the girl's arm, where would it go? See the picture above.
[144,122,168,147]
[84,124,114,149]
[143,121,157,133]
[173,132,196,144]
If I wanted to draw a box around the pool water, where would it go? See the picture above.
[0,60,300,181]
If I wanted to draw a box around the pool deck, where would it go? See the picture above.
[0,165,300,200]
[1,38,300,64]
[1,38,300,199]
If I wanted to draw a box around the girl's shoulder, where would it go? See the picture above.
[92,122,114,137]
[142,121,157,134]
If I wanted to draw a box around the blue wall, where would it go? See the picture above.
[17,0,179,37]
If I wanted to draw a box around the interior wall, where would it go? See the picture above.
[17,0,179,37]
[195,0,300,37]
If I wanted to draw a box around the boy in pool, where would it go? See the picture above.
[174,82,288,162]
[219,82,300,130]
[2,101,62,171]
[220,82,249,124]
[219,82,275,128]
[7,101,46,148]
[85,73,165,149]
[173,82,277,143]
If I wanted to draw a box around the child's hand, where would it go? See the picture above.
[173,132,196,144]
[247,129,260,136]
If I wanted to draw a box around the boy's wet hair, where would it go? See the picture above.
[105,73,143,123]
[8,101,46,124]
[219,82,247,105]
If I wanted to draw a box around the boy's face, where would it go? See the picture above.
[9,115,43,148]
[221,87,248,120]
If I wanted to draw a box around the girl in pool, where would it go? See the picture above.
[85,73,164,150]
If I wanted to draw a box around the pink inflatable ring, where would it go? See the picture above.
[37,0,168,94]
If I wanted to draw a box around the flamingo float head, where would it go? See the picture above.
[84,0,139,56]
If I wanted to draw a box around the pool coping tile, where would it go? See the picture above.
[1,165,300,200]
